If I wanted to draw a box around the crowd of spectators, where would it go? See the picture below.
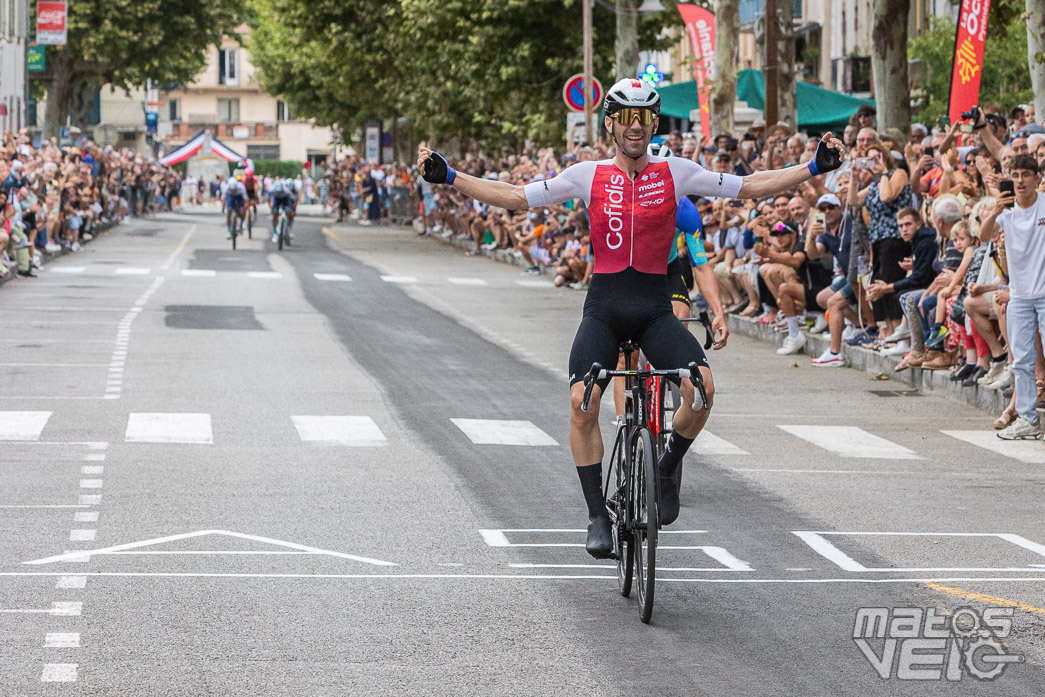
[1,129,178,280]
[402,101,1045,438]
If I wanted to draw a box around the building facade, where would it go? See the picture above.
[0,0,29,133]
[161,25,334,165]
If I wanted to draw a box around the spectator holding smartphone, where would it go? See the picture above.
[978,155,1045,440]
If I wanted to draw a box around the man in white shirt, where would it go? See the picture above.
[979,155,1045,439]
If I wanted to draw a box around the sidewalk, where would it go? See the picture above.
[725,313,1009,416]
[0,218,121,290]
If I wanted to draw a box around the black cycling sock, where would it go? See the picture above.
[992,352,1008,363]
[658,430,695,478]
[576,463,607,519]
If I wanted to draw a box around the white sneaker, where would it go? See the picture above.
[985,365,1015,391]
[811,348,844,367]
[809,315,829,334]
[82,233,93,241]
[997,417,1042,440]
[271,234,279,243]
[884,323,910,343]
[977,361,1006,385]
[45,243,60,253]
[881,340,911,357]
[777,334,806,355]
[71,242,81,252]
[841,325,859,343]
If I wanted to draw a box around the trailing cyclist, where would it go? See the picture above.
[271,177,297,243]
[418,79,844,558]
[225,171,248,239]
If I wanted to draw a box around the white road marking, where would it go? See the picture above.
[24,529,397,567]
[291,415,387,446]
[78,495,102,505]
[4,572,1045,584]
[115,267,150,275]
[55,576,86,589]
[40,664,78,682]
[247,271,282,279]
[447,277,488,286]
[0,411,52,441]
[79,479,103,489]
[44,633,80,648]
[380,275,419,284]
[507,546,752,572]
[84,453,106,461]
[514,280,553,288]
[314,273,351,281]
[161,224,198,270]
[125,413,213,444]
[777,425,921,459]
[0,602,81,615]
[74,512,99,523]
[736,469,920,474]
[81,466,104,475]
[48,267,86,274]
[69,530,96,542]
[794,531,1045,572]
[181,269,216,277]
[0,505,88,509]
[692,430,749,456]
[942,430,1045,464]
[450,418,558,446]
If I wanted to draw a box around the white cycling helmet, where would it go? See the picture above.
[603,78,661,116]
[648,143,671,158]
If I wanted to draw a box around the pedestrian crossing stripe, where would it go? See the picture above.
[776,425,921,460]
[514,280,553,288]
[291,415,386,446]
[692,430,749,456]
[314,273,352,282]
[450,418,558,446]
[247,271,282,279]
[47,267,86,274]
[0,411,53,441]
[381,275,419,284]
[115,268,150,275]
[942,430,1045,464]
[124,413,213,444]
[181,269,216,277]
[447,277,488,286]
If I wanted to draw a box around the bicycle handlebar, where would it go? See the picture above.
[679,309,714,350]
[581,361,709,412]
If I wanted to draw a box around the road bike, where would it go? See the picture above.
[581,348,707,623]
[276,208,291,250]
[246,202,255,239]
[230,209,245,250]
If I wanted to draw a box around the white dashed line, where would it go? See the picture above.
[181,269,216,277]
[447,277,488,286]
[380,275,419,284]
[69,530,96,542]
[124,413,213,444]
[450,419,558,446]
[115,267,151,275]
[314,273,351,282]
[79,480,103,489]
[0,411,53,441]
[247,271,282,279]
[48,267,86,274]
[80,466,104,475]
[55,576,87,589]
[74,512,99,523]
[291,415,387,446]
[44,633,80,648]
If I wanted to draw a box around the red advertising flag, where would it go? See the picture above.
[677,4,716,146]
[947,0,991,124]
[36,1,67,45]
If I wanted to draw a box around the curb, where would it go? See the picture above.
[725,313,1009,415]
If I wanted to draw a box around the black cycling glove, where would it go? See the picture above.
[807,140,842,176]
[422,151,457,185]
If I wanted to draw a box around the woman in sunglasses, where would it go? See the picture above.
[418,79,845,557]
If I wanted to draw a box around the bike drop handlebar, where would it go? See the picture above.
[581,361,709,412]
[679,309,715,351]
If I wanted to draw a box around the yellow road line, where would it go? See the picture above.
[925,581,1045,617]
[322,227,339,241]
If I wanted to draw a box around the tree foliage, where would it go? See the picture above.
[248,0,675,151]
[37,0,244,134]
[908,7,1032,123]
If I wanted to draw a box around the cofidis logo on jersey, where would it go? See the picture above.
[604,173,625,249]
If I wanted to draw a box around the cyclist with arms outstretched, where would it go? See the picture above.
[418,79,843,557]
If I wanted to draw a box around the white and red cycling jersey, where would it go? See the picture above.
[523,156,742,274]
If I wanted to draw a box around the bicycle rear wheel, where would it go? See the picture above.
[632,426,658,623]
[247,207,253,238]
[604,426,632,597]
[278,217,286,250]
[231,218,238,250]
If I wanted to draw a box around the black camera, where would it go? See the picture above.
[960,106,980,121]
[725,138,738,151]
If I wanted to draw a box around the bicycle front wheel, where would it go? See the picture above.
[278,218,286,250]
[247,208,253,238]
[632,426,658,623]
[605,425,632,597]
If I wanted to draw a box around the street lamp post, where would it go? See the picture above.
[583,0,594,142]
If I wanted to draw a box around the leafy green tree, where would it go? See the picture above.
[909,10,1032,124]
[249,0,674,152]
[36,0,243,138]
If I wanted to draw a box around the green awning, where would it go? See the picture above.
[657,69,874,133]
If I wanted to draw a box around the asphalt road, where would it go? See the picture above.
[1,206,1043,695]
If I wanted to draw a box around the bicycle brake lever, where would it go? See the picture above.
[687,361,709,411]
[699,309,714,350]
[581,362,603,412]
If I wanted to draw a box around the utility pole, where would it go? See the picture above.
[615,0,639,81]
[583,0,593,142]
[763,0,778,128]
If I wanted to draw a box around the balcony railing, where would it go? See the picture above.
[164,121,279,141]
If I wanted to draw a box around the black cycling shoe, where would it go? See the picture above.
[659,469,681,526]
[950,362,976,382]
[585,514,613,559]
[961,366,987,387]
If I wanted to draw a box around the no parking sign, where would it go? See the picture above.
[562,74,603,113]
